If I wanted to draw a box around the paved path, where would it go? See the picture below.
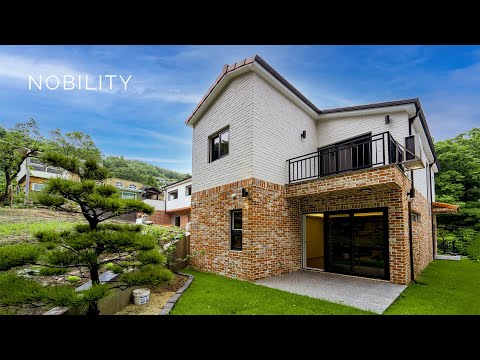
[256,271,406,314]
[435,254,461,261]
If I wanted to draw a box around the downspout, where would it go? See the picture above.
[429,162,436,259]
[407,107,419,283]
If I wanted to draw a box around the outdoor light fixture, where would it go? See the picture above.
[231,193,238,199]
[385,115,390,124]
[242,188,249,197]
[301,130,306,139]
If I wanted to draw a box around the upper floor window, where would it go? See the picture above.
[209,127,229,163]
[185,185,192,196]
[115,181,123,188]
[168,190,178,201]
[128,184,137,189]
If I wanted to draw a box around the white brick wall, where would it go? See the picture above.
[252,74,318,185]
[165,179,192,210]
[191,67,436,199]
[410,125,430,200]
[316,111,410,150]
[192,72,254,192]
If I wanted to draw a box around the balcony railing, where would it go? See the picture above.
[287,132,405,184]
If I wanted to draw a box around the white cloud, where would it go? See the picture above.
[110,155,190,164]
[133,128,192,145]
[142,89,201,104]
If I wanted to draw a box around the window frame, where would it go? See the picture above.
[209,126,229,163]
[121,191,136,200]
[128,184,137,190]
[173,216,181,227]
[185,185,192,196]
[230,209,242,251]
[411,211,421,222]
[32,183,46,192]
[168,190,178,201]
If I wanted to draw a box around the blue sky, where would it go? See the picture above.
[0,45,478,174]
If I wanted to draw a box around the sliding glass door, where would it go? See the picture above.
[325,208,389,279]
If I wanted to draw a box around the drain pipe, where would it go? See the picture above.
[407,106,419,283]
[429,162,436,259]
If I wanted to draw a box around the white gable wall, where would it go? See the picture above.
[191,72,255,192]
[252,73,318,185]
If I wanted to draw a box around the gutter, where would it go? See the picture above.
[407,110,418,283]
[429,162,436,259]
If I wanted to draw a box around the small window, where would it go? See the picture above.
[168,190,178,201]
[231,209,242,251]
[185,185,192,196]
[32,183,46,192]
[209,127,229,163]
[128,184,137,189]
[121,192,136,200]
[173,216,181,227]
[115,181,123,188]
[411,212,421,222]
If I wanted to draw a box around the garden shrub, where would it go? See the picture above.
[137,249,166,265]
[39,266,68,276]
[0,244,42,270]
[66,276,81,283]
[119,264,173,286]
[0,272,44,305]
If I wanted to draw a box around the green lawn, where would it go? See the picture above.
[172,260,480,315]
[171,269,372,315]
[385,259,480,314]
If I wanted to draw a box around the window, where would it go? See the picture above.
[173,216,180,227]
[115,181,123,188]
[121,192,136,200]
[209,127,229,162]
[185,185,192,196]
[411,212,421,222]
[128,184,137,189]
[168,190,178,201]
[32,183,46,192]
[231,209,242,251]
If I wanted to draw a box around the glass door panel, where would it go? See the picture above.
[353,212,386,277]
[326,213,351,273]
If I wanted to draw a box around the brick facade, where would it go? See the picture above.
[149,208,191,228]
[190,165,434,285]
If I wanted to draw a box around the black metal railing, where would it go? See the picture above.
[287,131,405,183]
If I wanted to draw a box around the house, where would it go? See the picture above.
[16,158,148,201]
[16,157,79,194]
[147,177,192,227]
[102,178,145,200]
[185,55,458,285]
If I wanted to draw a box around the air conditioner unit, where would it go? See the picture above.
[405,134,422,161]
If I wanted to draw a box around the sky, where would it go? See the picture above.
[0,45,478,174]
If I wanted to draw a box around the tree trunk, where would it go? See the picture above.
[4,177,13,207]
[90,266,100,284]
[86,302,100,316]
[7,184,13,208]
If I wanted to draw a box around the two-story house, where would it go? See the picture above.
[185,55,457,285]
[147,177,192,227]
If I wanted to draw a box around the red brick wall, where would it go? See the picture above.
[411,190,434,277]
[150,211,171,226]
[150,209,191,228]
[191,165,434,285]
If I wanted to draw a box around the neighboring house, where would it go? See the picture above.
[102,178,145,200]
[185,55,458,285]
[16,157,78,194]
[147,177,192,227]
[16,158,148,202]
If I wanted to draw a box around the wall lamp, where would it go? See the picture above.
[242,188,249,197]
[385,115,390,124]
[301,130,306,139]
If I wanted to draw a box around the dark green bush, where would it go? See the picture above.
[0,244,42,270]
[34,230,61,243]
[110,264,124,274]
[39,266,68,276]
[0,272,44,305]
[80,284,111,304]
[40,285,82,307]
[43,249,78,266]
[137,249,166,265]
[120,265,173,286]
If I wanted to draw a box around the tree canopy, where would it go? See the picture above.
[0,119,43,205]
[102,156,190,187]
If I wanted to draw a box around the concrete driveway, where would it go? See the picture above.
[256,271,406,314]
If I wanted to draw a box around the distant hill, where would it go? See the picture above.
[102,156,190,188]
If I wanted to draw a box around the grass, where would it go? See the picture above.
[385,259,480,315]
[170,269,371,315]
[0,220,78,238]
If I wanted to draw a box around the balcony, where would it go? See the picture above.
[287,132,421,184]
